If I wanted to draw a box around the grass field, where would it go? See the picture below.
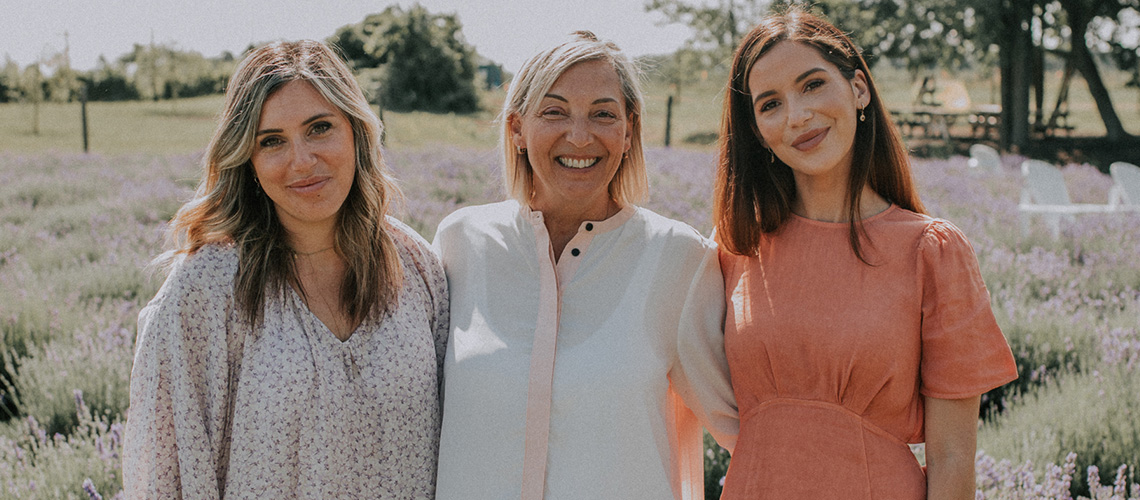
[2,62,1140,499]
[4,58,1138,157]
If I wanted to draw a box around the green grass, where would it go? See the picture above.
[4,60,1138,157]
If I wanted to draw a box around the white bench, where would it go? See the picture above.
[1109,161,1140,211]
[1018,159,1115,237]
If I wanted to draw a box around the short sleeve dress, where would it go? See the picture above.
[123,217,449,500]
[717,206,1017,500]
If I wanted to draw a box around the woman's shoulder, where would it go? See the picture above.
[163,243,240,294]
[437,200,519,230]
[141,244,238,336]
[876,207,972,248]
[433,200,522,246]
[385,215,434,255]
[628,206,714,252]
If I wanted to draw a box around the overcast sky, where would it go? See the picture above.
[2,0,694,72]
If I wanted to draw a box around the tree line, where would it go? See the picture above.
[0,5,486,113]
[647,0,1140,153]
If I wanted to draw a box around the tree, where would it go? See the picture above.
[118,43,233,102]
[0,58,20,103]
[20,62,45,135]
[329,5,480,113]
[649,0,1140,152]
[646,0,770,69]
[817,0,1140,147]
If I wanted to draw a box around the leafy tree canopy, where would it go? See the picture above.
[329,5,480,114]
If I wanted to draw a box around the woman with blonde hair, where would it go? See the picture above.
[123,40,448,499]
[432,31,737,499]
[714,8,1017,499]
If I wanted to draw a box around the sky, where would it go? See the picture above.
[2,0,694,73]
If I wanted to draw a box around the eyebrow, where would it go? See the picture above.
[256,113,334,136]
[752,67,827,104]
[543,93,620,105]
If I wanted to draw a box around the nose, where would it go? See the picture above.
[566,117,592,148]
[786,97,813,127]
[290,139,318,169]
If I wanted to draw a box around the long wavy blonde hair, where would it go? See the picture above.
[160,40,403,326]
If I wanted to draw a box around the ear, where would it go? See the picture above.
[851,69,871,110]
[624,112,634,153]
[508,112,525,150]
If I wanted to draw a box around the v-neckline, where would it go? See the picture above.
[288,285,365,344]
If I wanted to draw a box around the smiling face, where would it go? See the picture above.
[510,59,632,216]
[748,41,869,188]
[251,80,356,242]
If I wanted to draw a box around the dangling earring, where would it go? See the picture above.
[859,105,866,122]
[768,147,775,163]
[517,145,527,155]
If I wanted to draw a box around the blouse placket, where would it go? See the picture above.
[519,205,635,500]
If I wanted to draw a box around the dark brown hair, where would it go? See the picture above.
[714,8,925,260]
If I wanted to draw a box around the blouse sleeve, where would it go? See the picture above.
[122,248,242,500]
[669,238,740,452]
[917,220,1018,399]
[389,217,450,389]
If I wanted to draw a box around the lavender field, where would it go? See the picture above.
[0,147,1138,499]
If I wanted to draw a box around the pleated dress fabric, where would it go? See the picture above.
[718,206,1017,500]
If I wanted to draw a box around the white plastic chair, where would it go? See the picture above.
[1109,161,1140,211]
[1018,159,1115,237]
[967,144,1002,172]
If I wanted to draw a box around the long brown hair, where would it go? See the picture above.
[159,40,403,326]
[714,8,924,260]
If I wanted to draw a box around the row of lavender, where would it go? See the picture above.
[0,148,1136,499]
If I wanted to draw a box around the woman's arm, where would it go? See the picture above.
[123,250,237,500]
[924,395,981,500]
[670,240,739,452]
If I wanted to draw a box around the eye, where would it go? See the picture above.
[758,100,780,113]
[258,136,284,148]
[804,79,825,92]
[310,121,332,135]
[593,109,619,121]
[539,107,567,118]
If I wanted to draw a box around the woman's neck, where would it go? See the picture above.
[793,182,889,223]
[533,197,621,260]
[285,222,338,256]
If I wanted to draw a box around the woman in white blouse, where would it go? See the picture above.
[123,40,448,499]
[432,31,737,500]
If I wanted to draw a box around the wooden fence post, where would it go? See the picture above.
[80,85,89,153]
[664,95,674,148]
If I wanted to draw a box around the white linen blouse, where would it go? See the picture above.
[432,200,738,500]
[123,218,449,499]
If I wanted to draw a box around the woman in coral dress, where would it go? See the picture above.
[712,9,1018,500]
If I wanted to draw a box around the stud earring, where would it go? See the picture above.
[517,146,527,155]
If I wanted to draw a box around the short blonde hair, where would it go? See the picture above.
[501,31,648,205]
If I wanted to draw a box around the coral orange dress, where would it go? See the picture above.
[718,206,1017,500]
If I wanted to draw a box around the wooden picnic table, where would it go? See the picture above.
[890,105,1002,141]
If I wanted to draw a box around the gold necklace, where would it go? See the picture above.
[294,246,335,257]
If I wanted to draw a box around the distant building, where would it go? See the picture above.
[477,60,505,90]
